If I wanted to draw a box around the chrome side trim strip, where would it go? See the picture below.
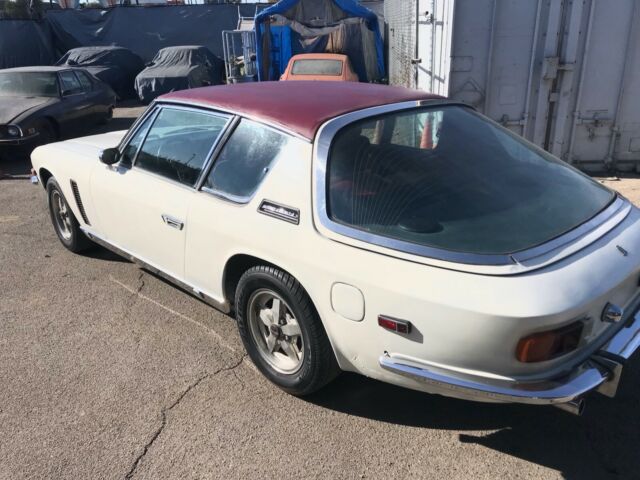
[380,310,640,406]
[81,229,230,314]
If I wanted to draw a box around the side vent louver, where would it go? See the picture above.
[70,180,91,226]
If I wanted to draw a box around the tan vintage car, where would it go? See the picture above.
[280,53,359,82]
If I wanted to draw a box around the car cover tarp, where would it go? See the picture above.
[135,47,225,104]
[0,20,55,69]
[45,4,265,62]
[255,0,385,82]
[55,46,144,99]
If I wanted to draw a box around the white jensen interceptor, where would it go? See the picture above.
[32,82,640,415]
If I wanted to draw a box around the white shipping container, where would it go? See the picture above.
[386,0,640,171]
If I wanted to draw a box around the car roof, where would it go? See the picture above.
[68,45,128,51]
[159,45,208,53]
[0,66,72,73]
[290,53,349,61]
[161,81,444,140]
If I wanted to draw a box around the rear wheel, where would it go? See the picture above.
[235,266,339,395]
[46,178,92,253]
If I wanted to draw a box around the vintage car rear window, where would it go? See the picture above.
[292,59,343,76]
[326,106,614,255]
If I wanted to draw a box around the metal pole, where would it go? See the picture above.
[483,0,498,116]
[430,0,436,93]
[566,0,595,165]
[415,0,420,89]
[606,0,637,170]
[521,0,543,139]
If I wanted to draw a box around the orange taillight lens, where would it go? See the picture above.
[516,321,584,363]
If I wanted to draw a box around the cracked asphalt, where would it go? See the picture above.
[1,106,640,480]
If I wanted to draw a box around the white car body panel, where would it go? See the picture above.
[31,103,640,407]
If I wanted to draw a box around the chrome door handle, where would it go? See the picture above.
[161,214,184,231]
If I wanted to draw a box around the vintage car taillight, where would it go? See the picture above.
[516,321,584,363]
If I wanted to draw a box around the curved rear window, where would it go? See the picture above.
[292,59,343,76]
[326,106,614,256]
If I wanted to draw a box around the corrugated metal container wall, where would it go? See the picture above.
[388,0,640,172]
[451,0,640,172]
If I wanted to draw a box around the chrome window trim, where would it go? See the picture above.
[198,117,297,205]
[195,115,240,191]
[127,106,160,168]
[158,99,312,143]
[129,104,232,188]
[313,100,629,267]
[117,102,159,152]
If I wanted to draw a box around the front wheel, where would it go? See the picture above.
[46,178,92,253]
[235,266,340,396]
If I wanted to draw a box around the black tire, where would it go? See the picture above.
[235,266,340,396]
[99,106,113,125]
[46,177,92,253]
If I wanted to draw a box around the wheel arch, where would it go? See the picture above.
[42,116,60,139]
[38,167,54,190]
[222,253,279,308]
[222,253,343,364]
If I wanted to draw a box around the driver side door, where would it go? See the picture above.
[90,105,230,280]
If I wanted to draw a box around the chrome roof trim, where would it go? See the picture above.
[156,99,312,143]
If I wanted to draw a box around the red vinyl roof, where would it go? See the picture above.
[161,81,443,140]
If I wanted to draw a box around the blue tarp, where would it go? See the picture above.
[255,0,385,82]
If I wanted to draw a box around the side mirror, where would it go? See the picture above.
[100,147,120,165]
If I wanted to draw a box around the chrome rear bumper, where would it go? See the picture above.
[380,310,640,411]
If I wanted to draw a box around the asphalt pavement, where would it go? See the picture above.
[0,105,639,480]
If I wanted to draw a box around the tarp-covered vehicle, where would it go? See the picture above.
[135,46,225,104]
[56,46,144,100]
[255,0,385,82]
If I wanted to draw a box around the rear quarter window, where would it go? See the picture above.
[203,119,293,202]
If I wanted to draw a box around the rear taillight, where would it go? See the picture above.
[516,321,584,363]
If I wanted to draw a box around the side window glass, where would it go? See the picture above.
[59,71,83,95]
[120,111,156,167]
[203,119,291,202]
[76,71,93,91]
[135,108,228,186]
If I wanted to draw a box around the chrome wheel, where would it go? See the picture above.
[51,190,72,241]
[248,289,304,374]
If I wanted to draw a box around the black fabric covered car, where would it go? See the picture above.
[0,66,116,159]
[135,46,225,104]
[56,46,144,100]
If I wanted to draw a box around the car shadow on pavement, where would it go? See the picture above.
[307,357,640,480]
[0,156,32,177]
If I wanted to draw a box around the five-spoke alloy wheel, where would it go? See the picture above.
[46,177,92,253]
[248,289,304,374]
[236,266,339,395]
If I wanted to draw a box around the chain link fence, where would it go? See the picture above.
[384,0,417,88]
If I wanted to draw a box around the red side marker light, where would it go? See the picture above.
[378,315,412,334]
